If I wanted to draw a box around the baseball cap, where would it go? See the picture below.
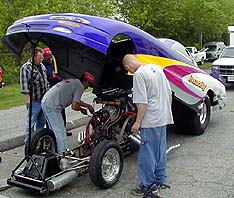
[43,47,52,58]
[84,72,95,84]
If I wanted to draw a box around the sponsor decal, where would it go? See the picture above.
[188,75,207,91]
[50,16,90,25]
[58,21,80,28]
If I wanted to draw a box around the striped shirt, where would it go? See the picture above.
[20,60,50,101]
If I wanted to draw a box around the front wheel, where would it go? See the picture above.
[89,140,123,188]
[25,128,57,156]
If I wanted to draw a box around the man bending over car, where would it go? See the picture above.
[41,72,95,154]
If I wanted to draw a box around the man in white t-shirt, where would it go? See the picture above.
[122,54,173,197]
[41,72,95,154]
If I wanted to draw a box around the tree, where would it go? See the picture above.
[115,0,234,47]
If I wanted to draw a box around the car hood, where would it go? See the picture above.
[2,13,195,88]
[2,13,186,60]
[213,58,234,65]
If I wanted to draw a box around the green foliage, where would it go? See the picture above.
[0,0,116,37]
[115,0,234,47]
[0,45,20,85]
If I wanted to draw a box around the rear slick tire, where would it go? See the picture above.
[193,96,211,135]
[174,97,211,136]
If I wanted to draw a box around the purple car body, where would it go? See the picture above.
[2,13,226,135]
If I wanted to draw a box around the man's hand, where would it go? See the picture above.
[80,108,88,115]
[24,94,30,104]
[131,104,145,133]
[87,105,94,114]
[79,101,94,114]
[131,122,141,134]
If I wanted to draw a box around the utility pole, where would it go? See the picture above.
[200,32,203,49]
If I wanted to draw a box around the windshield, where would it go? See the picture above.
[220,47,234,58]
[186,47,192,53]
[204,45,217,51]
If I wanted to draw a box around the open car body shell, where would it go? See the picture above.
[2,13,226,113]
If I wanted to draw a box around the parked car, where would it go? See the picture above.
[212,45,234,83]
[158,39,198,67]
[204,42,225,61]
[186,46,206,65]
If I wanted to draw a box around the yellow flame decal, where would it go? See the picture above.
[127,54,188,75]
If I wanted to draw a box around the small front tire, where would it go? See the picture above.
[25,128,57,156]
[89,140,123,188]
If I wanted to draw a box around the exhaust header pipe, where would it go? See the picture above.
[47,170,78,191]
[129,134,141,145]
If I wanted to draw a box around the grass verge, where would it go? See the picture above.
[0,84,93,110]
[199,62,212,70]
[0,84,24,110]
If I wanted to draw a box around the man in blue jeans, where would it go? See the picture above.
[123,55,174,197]
[20,47,50,142]
[41,72,95,155]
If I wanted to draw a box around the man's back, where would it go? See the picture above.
[133,64,173,128]
[42,79,84,109]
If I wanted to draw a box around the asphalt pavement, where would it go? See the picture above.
[0,91,99,152]
[2,70,234,197]
[1,90,234,197]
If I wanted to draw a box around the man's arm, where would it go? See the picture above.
[71,101,83,111]
[80,100,94,114]
[131,103,146,133]
[169,94,172,106]
[71,100,94,115]
[20,66,30,104]
[79,100,91,108]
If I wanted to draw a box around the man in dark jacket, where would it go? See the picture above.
[20,47,50,142]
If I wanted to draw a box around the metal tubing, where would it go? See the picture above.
[129,133,141,145]
[166,144,181,154]
[46,170,78,191]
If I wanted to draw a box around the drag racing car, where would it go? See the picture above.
[2,13,226,193]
